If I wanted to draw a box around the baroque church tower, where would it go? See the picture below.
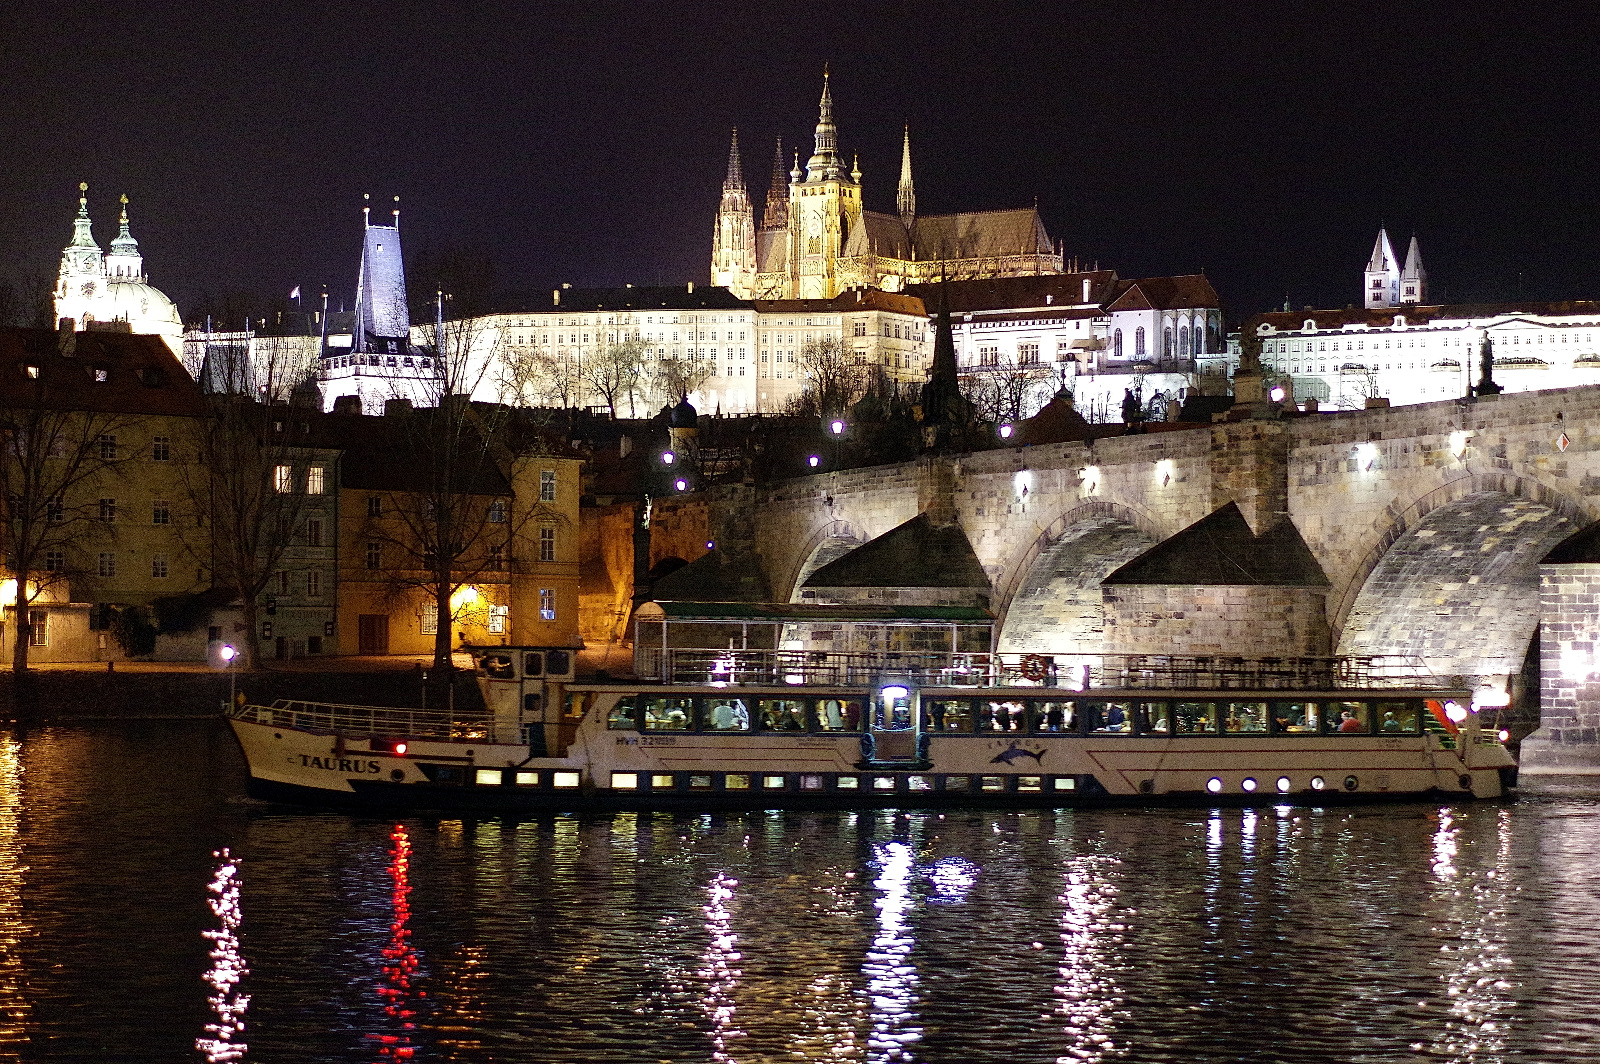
[54,183,183,354]
[710,129,756,296]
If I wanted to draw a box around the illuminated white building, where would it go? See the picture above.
[53,184,184,355]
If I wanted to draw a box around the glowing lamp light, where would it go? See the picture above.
[808,455,820,468]
[219,645,237,663]
[674,478,688,491]
[1080,464,1101,493]
[830,419,846,435]
[1206,777,1224,794]
[1498,729,1511,743]
[1473,688,1510,710]
[450,585,480,610]
[661,450,676,465]
[1241,777,1258,792]
[393,741,408,756]
[1156,458,1175,487]
[1356,442,1379,471]
[1449,430,1472,459]
[998,423,1014,440]
[1269,386,1286,403]
[1444,701,1470,724]
[1013,470,1032,498]
[881,685,909,700]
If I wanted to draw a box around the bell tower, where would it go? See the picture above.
[788,69,861,299]
[711,128,757,297]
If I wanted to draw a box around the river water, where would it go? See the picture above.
[2,719,1599,1063]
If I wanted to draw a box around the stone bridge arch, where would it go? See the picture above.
[1335,474,1594,689]
[779,520,866,603]
[992,499,1164,653]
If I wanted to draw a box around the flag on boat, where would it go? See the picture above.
[289,285,301,301]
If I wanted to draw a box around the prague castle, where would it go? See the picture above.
[712,73,1064,300]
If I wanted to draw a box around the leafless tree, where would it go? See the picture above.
[579,336,648,417]
[0,336,139,671]
[497,344,584,409]
[963,354,1054,424]
[647,354,714,408]
[794,336,867,418]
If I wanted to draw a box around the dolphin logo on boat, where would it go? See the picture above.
[990,743,1046,766]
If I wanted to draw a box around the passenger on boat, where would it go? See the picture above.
[1339,710,1364,732]
[1382,711,1401,732]
[1105,704,1126,731]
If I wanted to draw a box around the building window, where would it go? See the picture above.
[488,604,508,635]
[307,466,325,494]
[307,570,321,598]
[98,434,117,460]
[366,542,381,570]
[44,550,63,572]
[367,495,382,517]
[93,368,108,383]
[152,499,170,525]
[1113,329,1123,358]
[979,346,999,367]
[151,554,168,579]
[539,527,556,562]
[151,436,170,461]
[540,470,556,502]
[488,544,506,571]
[853,321,866,337]
[99,498,116,522]
[47,497,62,523]
[98,552,115,578]
[306,518,323,547]
[540,588,556,621]
[27,610,47,647]
[488,499,508,523]
[1018,343,1039,365]
[274,465,293,493]
[420,606,438,635]
[278,571,290,595]
[1135,327,1146,357]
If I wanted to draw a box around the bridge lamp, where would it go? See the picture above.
[1269,386,1286,403]
[829,419,846,436]
[674,478,688,492]
[1449,430,1471,459]
[1356,442,1379,471]
[1013,470,1032,499]
[1080,465,1101,494]
[998,423,1014,440]
[1155,458,1174,487]
[660,450,676,465]
[808,454,820,468]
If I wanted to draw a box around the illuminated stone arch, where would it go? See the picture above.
[780,520,865,603]
[993,500,1162,654]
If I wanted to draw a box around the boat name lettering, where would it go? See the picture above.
[615,736,639,746]
[299,754,382,773]
[638,736,678,747]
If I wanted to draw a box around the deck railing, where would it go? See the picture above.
[631,649,1446,692]
[228,699,492,739]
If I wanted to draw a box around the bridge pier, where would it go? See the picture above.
[1521,562,1600,773]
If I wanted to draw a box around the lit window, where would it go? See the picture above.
[307,466,325,494]
[273,465,292,493]
[540,588,556,621]
[488,604,508,634]
[27,610,46,646]
[420,606,438,635]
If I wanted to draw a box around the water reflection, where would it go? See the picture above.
[699,871,745,1062]
[865,840,921,1062]
[1054,853,1126,1062]
[1426,808,1517,1064]
[367,824,421,1060]
[195,847,249,1062]
[0,734,28,1050]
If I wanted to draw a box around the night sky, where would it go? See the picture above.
[4,0,1597,325]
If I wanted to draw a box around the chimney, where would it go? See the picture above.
[687,281,694,294]
[1082,278,1092,303]
[333,395,363,416]
[384,398,413,417]
[553,289,561,306]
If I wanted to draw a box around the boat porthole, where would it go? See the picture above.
[1276,776,1292,793]
[1344,775,1359,791]
[1139,779,1155,794]
[1459,774,1472,790]
[1241,777,1258,793]
[1206,777,1223,794]
[273,733,282,739]
[391,769,405,782]
[1310,776,1326,791]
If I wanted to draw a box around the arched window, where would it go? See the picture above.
[1114,329,1123,358]
[1134,327,1145,357]
[1179,326,1190,358]
[1163,328,1173,358]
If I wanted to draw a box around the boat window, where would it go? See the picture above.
[641,696,693,731]
[943,775,971,791]
[1032,701,1076,733]
[1274,701,1320,733]
[1222,702,1270,733]
[835,775,860,789]
[1173,702,1217,735]
[1375,700,1421,734]
[606,697,638,730]
[925,699,974,732]
[1087,701,1132,734]
[757,699,805,730]
[480,654,514,679]
[564,693,589,720]
[705,697,752,731]
[814,698,863,731]
[980,775,1006,791]
[523,652,544,676]
[546,649,571,676]
[1132,702,1166,734]
[980,700,1026,732]
[1326,701,1371,734]
[688,774,713,789]
[725,773,751,790]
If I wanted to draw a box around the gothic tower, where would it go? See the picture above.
[711,128,757,297]
[786,70,863,299]
[897,126,916,229]
[1400,234,1428,305]
[1364,228,1400,309]
[354,194,410,354]
[761,137,788,231]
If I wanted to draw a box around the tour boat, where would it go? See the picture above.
[226,634,1517,811]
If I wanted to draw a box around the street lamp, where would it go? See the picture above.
[220,644,238,709]
[661,450,676,465]
[807,455,820,468]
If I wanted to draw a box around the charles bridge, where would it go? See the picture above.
[655,385,1600,772]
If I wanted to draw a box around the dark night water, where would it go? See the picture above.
[2,720,1599,1063]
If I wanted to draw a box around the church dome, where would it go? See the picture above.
[101,280,183,355]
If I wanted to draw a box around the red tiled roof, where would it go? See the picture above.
[0,328,205,416]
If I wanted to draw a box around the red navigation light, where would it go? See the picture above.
[372,738,408,755]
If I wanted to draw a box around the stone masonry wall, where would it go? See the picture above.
[1101,585,1331,658]
[1522,564,1600,769]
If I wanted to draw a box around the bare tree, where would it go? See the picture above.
[647,354,714,409]
[496,343,586,409]
[963,354,1053,424]
[0,334,140,671]
[578,336,648,417]
[795,336,867,418]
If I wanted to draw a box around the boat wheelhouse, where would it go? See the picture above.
[225,598,1517,810]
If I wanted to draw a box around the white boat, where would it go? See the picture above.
[225,641,1517,810]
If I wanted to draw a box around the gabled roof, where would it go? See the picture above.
[910,208,1054,260]
[1249,301,1600,333]
[843,210,913,260]
[650,547,770,602]
[754,290,926,316]
[310,408,513,496]
[488,285,754,315]
[1106,275,1220,312]
[0,327,204,416]
[805,512,989,589]
[1104,503,1329,587]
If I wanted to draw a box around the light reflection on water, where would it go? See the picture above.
[11,722,1600,1061]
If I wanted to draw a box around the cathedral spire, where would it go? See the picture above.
[762,137,788,230]
[897,125,917,229]
[806,68,840,180]
[1364,227,1400,309]
[723,128,745,192]
[68,182,98,250]
[1400,233,1427,304]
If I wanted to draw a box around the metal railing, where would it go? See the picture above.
[228,698,492,739]
[631,649,1446,692]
